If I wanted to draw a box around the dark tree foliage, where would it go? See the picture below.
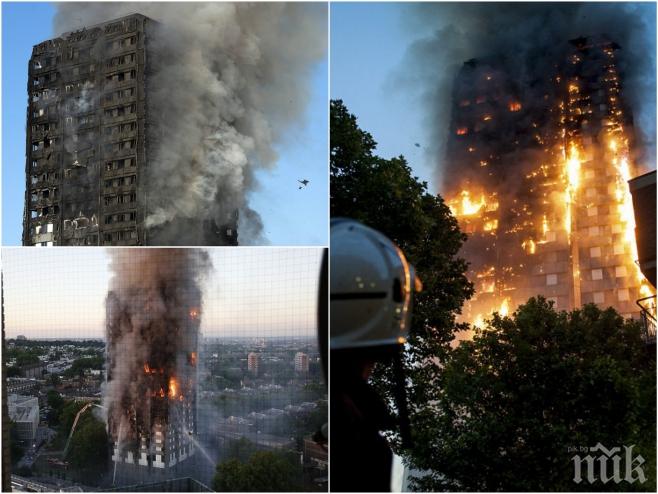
[213,450,303,492]
[6,366,21,377]
[410,298,656,492]
[63,356,104,378]
[47,390,65,426]
[9,420,25,466]
[67,416,108,469]
[330,98,473,447]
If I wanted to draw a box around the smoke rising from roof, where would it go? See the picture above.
[54,2,327,245]
[397,2,656,189]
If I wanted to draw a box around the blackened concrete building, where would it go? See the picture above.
[23,14,238,246]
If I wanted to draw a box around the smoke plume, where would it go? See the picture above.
[396,2,656,188]
[104,249,211,450]
[54,2,327,245]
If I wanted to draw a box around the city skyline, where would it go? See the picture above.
[2,247,323,338]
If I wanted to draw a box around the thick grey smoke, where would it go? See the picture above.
[54,3,326,245]
[396,2,656,188]
[104,249,211,451]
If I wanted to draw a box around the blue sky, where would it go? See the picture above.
[330,3,436,189]
[2,2,328,246]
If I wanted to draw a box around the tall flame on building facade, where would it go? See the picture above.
[444,36,655,333]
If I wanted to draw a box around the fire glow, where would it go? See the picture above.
[444,41,655,336]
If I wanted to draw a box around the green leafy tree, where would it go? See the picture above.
[226,437,258,462]
[67,417,108,468]
[63,356,103,378]
[58,400,88,436]
[213,450,303,492]
[409,298,656,492]
[330,99,473,447]
[46,390,65,426]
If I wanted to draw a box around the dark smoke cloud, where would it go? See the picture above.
[104,249,211,447]
[54,3,327,245]
[396,2,656,189]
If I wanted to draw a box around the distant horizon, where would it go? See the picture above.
[2,248,324,339]
[6,333,319,341]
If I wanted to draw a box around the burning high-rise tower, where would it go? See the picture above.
[444,35,654,327]
[105,249,210,485]
[23,13,238,246]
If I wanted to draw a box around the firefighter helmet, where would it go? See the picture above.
[330,218,421,350]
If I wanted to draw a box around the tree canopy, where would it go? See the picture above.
[409,298,656,491]
[330,98,473,446]
[213,445,303,492]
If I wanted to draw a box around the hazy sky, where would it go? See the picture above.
[2,2,328,246]
[2,247,324,339]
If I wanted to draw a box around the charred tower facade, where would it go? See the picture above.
[445,36,654,325]
[23,14,238,246]
[105,250,208,485]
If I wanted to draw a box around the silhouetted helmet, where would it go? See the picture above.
[330,218,422,350]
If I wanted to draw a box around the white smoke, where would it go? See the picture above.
[54,2,327,245]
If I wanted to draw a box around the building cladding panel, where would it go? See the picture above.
[445,35,652,322]
[23,14,238,246]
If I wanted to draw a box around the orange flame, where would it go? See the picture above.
[509,102,522,112]
[168,377,178,399]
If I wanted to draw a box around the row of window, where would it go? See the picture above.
[105,157,137,172]
[104,175,137,188]
[30,205,60,218]
[104,121,137,136]
[106,69,137,84]
[64,80,94,93]
[32,88,59,102]
[30,171,59,185]
[107,52,136,68]
[31,122,57,133]
[103,229,138,242]
[105,87,135,103]
[105,103,137,118]
[104,211,137,224]
[34,223,55,235]
[104,192,137,206]
[105,138,136,153]
[545,266,631,287]
[32,138,57,151]
[33,58,55,70]
[30,188,58,201]
[65,114,96,126]
[106,35,137,51]
[33,71,58,86]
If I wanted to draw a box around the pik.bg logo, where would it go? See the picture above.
[571,443,646,484]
